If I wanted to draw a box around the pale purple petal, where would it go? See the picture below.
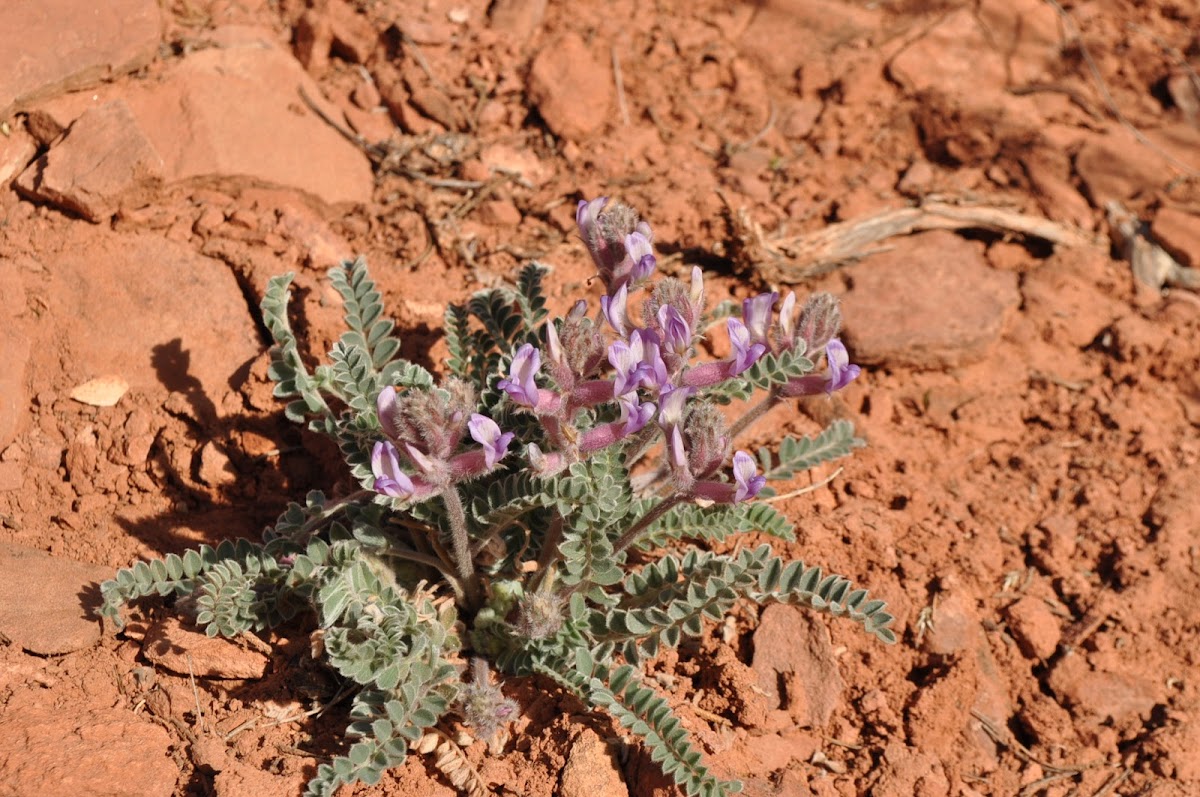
[657,304,691,356]
[403,442,436,474]
[468,413,513,469]
[668,426,688,472]
[727,318,766,375]
[371,440,414,499]
[824,338,861,394]
[545,321,564,366]
[498,344,541,407]
[618,395,656,435]
[742,292,777,344]
[657,384,692,430]
[690,266,705,307]
[732,450,765,503]
[376,386,401,438]
[600,283,630,336]
[607,338,643,396]
[576,197,607,234]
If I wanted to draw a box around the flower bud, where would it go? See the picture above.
[683,401,730,476]
[793,292,842,355]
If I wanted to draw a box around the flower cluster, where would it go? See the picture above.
[452,197,861,506]
[371,382,513,502]
[367,196,861,509]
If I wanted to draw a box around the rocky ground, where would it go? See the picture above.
[1,1,1199,796]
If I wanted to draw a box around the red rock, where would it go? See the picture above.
[1048,653,1158,723]
[1076,125,1200,205]
[888,0,1057,114]
[1151,205,1200,269]
[1004,596,1061,661]
[131,27,373,205]
[0,0,161,119]
[142,616,268,679]
[0,703,176,797]
[0,543,112,655]
[840,230,1020,369]
[922,592,981,656]
[488,0,548,39]
[527,33,612,142]
[17,100,164,222]
[751,605,844,727]
[47,227,261,405]
[0,125,37,187]
[0,318,30,451]
[559,728,629,797]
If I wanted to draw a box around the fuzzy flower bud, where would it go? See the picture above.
[576,197,654,293]
[458,659,518,742]
[683,402,730,476]
[516,591,565,640]
[793,292,842,355]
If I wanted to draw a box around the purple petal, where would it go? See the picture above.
[371,441,414,498]
[468,413,513,469]
[376,386,400,438]
[732,450,765,503]
[601,283,630,336]
[742,292,777,344]
[727,318,766,375]
[499,344,541,407]
[824,339,861,393]
[657,304,691,356]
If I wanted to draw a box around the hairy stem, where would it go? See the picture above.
[611,493,687,557]
[531,515,565,593]
[729,387,781,441]
[441,486,480,608]
[383,547,466,604]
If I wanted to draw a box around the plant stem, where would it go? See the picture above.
[729,388,781,441]
[531,516,564,593]
[611,493,686,558]
[441,486,480,608]
[383,547,467,604]
[296,489,373,539]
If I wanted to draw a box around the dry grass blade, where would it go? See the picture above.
[419,730,489,797]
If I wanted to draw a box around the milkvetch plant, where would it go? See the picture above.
[101,198,893,797]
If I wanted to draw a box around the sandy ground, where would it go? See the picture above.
[1,1,1199,796]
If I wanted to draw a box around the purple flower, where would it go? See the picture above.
[468,413,514,469]
[732,450,766,503]
[608,329,668,396]
[600,283,630,337]
[742,292,777,344]
[657,304,691,357]
[626,231,656,284]
[371,440,414,499]
[727,318,766,375]
[824,339,861,394]
[617,395,656,435]
[576,197,607,242]
[498,344,541,407]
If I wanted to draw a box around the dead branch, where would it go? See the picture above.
[728,199,1098,285]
